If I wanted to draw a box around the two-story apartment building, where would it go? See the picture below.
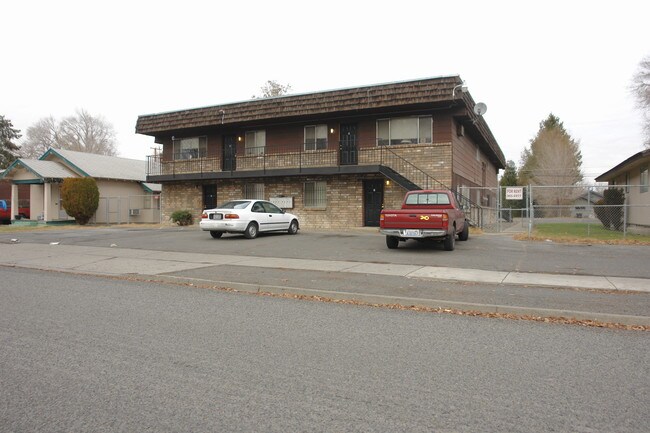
[136,76,506,228]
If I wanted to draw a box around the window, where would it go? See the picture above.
[143,193,161,210]
[245,130,266,156]
[304,181,326,208]
[641,166,649,193]
[173,136,207,160]
[405,193,450,205]
[244,183,265,199]
[262,202,283,213]
[304,125,328,151]
[377,116,432,145]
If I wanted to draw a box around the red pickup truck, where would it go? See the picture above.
[0,199,30,224]
[379,190,469,251]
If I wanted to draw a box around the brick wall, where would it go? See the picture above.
[161,183,204,224]
[162,174,413,229]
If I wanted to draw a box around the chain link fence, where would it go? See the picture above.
[92,195,162,225]
[458,185,650,238]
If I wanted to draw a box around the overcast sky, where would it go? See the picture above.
[3,0,648,182]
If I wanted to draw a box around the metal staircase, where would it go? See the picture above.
[380,147,483,227]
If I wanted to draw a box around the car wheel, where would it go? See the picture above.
[458,222,469,241]
[210,231,223,239]
[288,219,299,235]
[244,222,258,239]
[443,232,456,251]
[386,235,399,249]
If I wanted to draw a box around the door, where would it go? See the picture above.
[223,135,237,171]
[340,123,358,165]
[203,184,217,210]
[363,179,384,227]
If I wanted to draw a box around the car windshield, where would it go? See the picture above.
[217,201,251,210]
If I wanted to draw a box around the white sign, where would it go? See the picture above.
[505,187,524,200]
[270,196,294,209]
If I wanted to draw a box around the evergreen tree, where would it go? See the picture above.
[499,160,519,187]
[0,115,21,168]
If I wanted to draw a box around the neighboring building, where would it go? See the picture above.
[595,149,650,234]
[136,76,506,228]
[572,190,603,219]
[0,148,161,224]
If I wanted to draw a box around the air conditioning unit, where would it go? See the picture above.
[129,209,140,216]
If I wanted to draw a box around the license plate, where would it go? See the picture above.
[210,214,223,220]
[404,229,420,237]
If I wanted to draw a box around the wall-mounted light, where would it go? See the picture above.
[452,83,468,98]
[330,128,335,134]
[385,180,391,186]
[237,136,242,142]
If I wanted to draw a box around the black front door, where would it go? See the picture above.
[223,135,236,171]
[340,123,358,165]
[363,179,384,226]
[203,184,217,210]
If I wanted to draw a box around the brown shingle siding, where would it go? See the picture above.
[136,76,462,135]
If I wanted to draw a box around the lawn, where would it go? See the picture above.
[524,222,650,244]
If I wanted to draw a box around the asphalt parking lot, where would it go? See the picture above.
[2,226,649,279]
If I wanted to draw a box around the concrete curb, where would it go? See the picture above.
[156,275,650,327]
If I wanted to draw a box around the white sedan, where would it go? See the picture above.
[200,200,299,239]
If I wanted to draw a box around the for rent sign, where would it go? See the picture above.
[505,187,524,200]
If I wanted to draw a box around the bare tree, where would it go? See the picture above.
[21,109,117,158]
[631,55,650,148]
[59,110,117,155]
[253,80,292,98]
[21,116,59,158]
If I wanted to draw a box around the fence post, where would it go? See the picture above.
[527,185,533,239]
[497,186,501,233]
[587,187,591,237]
[623,190,627,239]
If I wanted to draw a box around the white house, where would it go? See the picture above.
[0,148,161,224]
[595,149,650,234]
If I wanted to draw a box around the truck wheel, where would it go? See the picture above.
[458,222,469,241]
[386,235,399,249]
[443,233,455,251]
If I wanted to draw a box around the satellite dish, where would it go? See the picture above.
[473,102,487,116]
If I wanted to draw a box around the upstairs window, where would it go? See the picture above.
[377,116,432,145]
[245,130,266,156]
[304,125,328,151]
[173,136,207,160]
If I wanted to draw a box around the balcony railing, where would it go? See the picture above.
[148,140,445,180]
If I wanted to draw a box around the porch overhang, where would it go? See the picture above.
[146,164,384,183]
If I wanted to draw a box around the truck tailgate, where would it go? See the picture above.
[380,211,446,229]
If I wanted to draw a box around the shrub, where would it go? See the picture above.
[171,210,193,226]
[594,188,624,230]
[60,178,100,225]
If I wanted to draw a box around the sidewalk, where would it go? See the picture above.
[2,242,649,326]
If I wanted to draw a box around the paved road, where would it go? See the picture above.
[1,267,648,433]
